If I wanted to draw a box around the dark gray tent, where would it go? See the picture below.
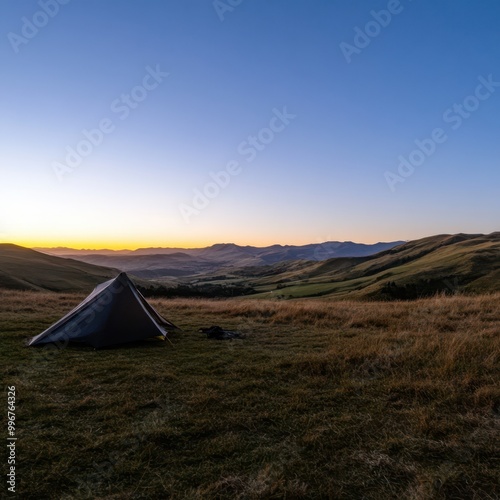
[28,272,177,348]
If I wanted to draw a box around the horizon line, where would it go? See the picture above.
[4,238,409,252]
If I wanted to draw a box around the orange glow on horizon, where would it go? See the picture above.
[8,238,214,251]
[6,232,402,251]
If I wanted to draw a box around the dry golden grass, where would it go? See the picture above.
[1,290,499,498]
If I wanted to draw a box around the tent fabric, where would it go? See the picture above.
[28,272,177,348]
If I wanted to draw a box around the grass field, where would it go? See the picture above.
[1,290,500,498]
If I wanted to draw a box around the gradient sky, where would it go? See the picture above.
[1,0,499,249]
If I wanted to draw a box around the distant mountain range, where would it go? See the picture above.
[35,241,405,279]
[3,233,499,298]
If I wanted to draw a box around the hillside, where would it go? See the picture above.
[247,233,500,299]
[4,233,500,298]
[0,244,118,292]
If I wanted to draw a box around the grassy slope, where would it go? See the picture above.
[0,244,117,292]
[3,233,500,299]
[1,290,499,498]
[249,233,500,299]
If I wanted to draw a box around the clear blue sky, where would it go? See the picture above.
[1,0,499,248]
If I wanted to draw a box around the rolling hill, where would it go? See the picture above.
[245,232,500,299]
[3,233,500,299]
[0,244,118,292]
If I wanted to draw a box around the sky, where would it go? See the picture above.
[1,0,499,249]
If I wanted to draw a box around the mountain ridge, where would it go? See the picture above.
[3,233,499,298]
[34,240,405,256]
[33,240,405,278]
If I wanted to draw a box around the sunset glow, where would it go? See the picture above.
[1,1,499,250]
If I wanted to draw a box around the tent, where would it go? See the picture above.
[28,272,178,348]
